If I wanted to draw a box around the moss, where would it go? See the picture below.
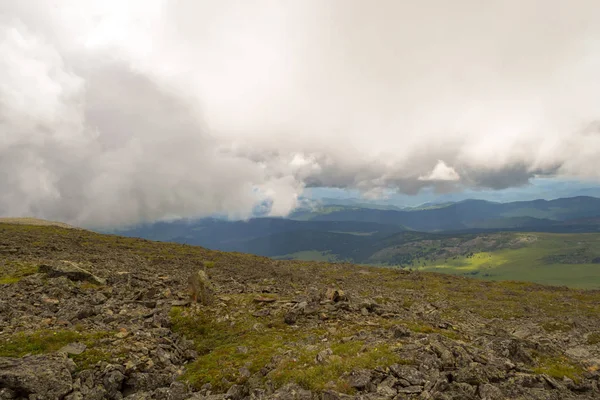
[532,355,584,382]
[541,321,573,333]
[170,303,407,393]
[0,261,38,284]
[0,329,114,369]
[270,343,406,392]
[587,332,600,345]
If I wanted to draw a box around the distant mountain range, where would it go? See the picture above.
[113,196,600,262]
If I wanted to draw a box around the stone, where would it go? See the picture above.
[0,354,75,399]
[348,369,372,389]
[325,288,347,302]
[316,348,333,364]
[39,261,106,285]
[392,326,411,338]
[59,342,87,355]
[478,384,504,400]
[225,384,248,400]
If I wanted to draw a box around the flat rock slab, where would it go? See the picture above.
[39,260,106,285]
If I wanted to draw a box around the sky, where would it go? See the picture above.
[2,1,600,227]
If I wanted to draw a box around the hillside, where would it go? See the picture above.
[114,218,406,256]
[2,222,600,399]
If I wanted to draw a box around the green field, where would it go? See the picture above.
[413,233,600,289]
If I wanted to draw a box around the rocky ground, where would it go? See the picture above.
[1,223,600,399]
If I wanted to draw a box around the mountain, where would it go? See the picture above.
[113,196,600,268]
[300,196,600,231]
[1,221,600,399]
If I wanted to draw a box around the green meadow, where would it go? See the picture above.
[417,233,600,289]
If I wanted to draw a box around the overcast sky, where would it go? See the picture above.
[2,1,600,227]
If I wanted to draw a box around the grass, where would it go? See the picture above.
[587,332,600,345]
[170,301,407,393]
[0,261,38,284]
[532,354,584,382]
[0,329,114,370]
[401,233,600,289]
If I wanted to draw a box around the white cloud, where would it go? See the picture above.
[419,161,460,182]
[1,0,600,227]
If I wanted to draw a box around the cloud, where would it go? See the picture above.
[2,1,600,227]
[419,161,460,182]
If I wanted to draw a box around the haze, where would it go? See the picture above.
[2,0,600,227]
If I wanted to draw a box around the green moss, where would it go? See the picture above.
[270,342,406,392]
[0,261,38,284]
[532,355,584,382]
[0,329,114,370]
[170,304,407,393]
[587,332,600,345]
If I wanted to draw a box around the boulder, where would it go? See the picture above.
[0,353,75,399]
[39,261,106,285]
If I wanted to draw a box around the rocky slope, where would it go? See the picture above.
[1,223,600,399]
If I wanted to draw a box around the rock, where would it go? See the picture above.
[284,311,298,325]
[188,269,215,305]
[392,326,411,338]
[321,390,354,400]
[253,296,277,303]
[252,309,271,317]
[325,288,347,302]
[271,384,313,399]
[397,385,423,394]
[103,366,126,398]
[316,348,333,364]
[59,342,87,355]
[0,353,75,399]
[348,369,372,389]
[566,347,590,358]
[0,388,18,399]
[477,384,504,400]
[153,382,190,400]
[124,372,172,393]
[225,384,248,400]
[389,364,425,386]
[376,379,397,397]
[39,261,106,285]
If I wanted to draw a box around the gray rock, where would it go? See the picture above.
[271,384,312,400]
[103,367,126,398]
[225,384,248,400]
[153,382,190,400]
[389,364,424,386]
[478,384,504,400]
[59,342,87,355]
[39,261,106,285]
[0,353,75,399]
[348,369,373,389]
[392,326,411,338]
[321,390,354,400]
[316,348,333,364]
